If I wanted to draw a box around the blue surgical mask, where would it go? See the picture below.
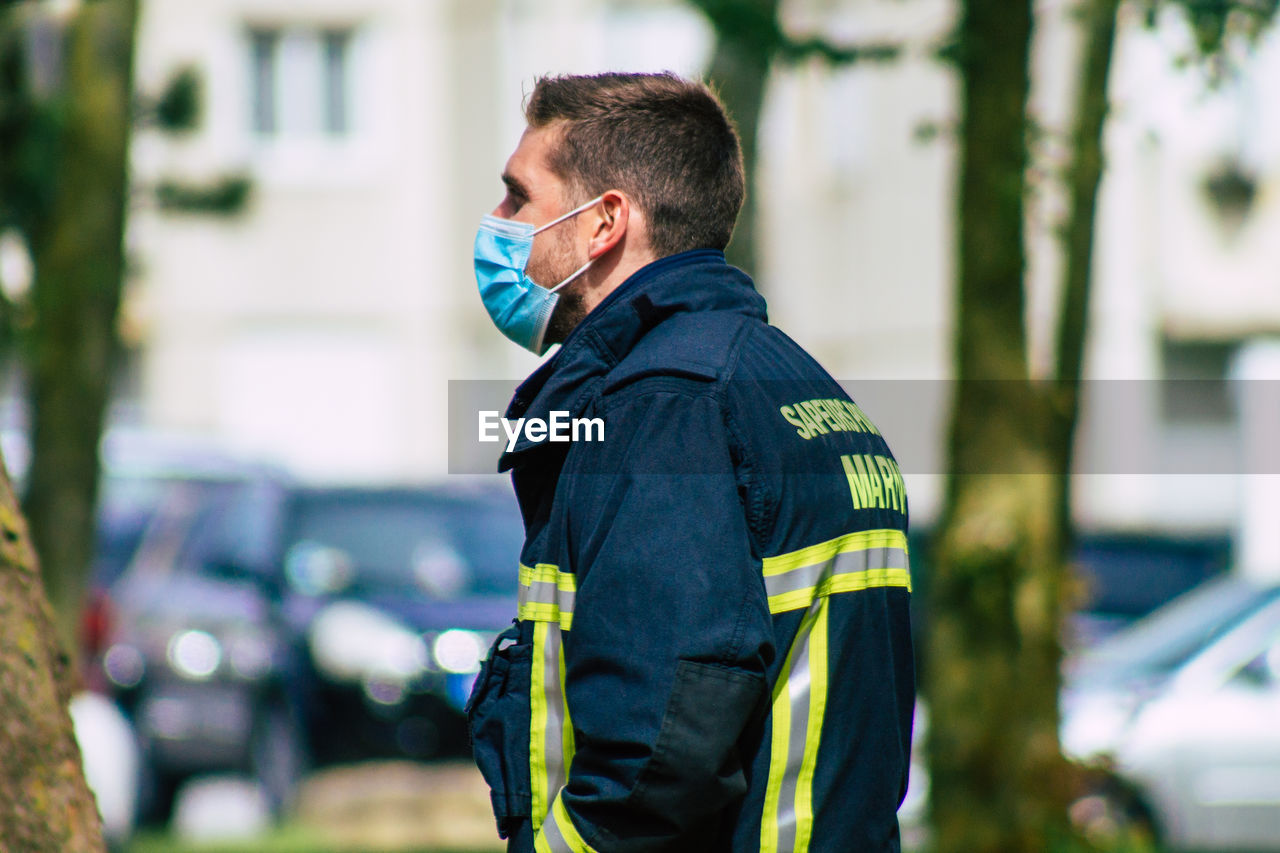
[474,196,603,355]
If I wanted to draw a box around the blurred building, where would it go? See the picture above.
[1069,5,1280,573]
[125,0,1280,564]
[127,0,713,481]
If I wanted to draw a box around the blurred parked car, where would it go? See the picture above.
[99,477,524,822]
[900,575,1280,850]
[98,465,297,823]
[1062,574,1280,850]
[84,431,288,687]
[1,427,278,683]
[277,486,523,765]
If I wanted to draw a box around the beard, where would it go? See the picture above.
[528,226,589,347]
[544,285,587,347]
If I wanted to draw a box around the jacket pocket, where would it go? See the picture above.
[468,624,533,838]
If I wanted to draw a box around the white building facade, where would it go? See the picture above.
[127,0,1280,558]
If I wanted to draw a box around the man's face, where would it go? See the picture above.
[492,126,590,346]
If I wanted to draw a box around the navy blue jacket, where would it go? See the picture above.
[468,250,914,852]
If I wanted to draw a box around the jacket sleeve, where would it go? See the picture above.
[538,387,775,852]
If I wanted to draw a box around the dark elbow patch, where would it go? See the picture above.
[625,660,766,841]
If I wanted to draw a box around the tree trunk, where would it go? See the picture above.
[1051,0,1121,544]
[23,0,138,657]
[926,2,1078,851]
[0,453,106,851]
[694,0,779,279]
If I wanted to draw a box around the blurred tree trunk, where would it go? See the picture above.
[928,0,1123,850]
[694,0,780,277]
[0,453,106,852]
[926,2,1078,851]
[22,0,139,657]
[1052,0,1120,546]
[692,0,899,281]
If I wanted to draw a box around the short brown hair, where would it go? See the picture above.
[525,72,745,259]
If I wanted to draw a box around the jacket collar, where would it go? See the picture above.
[498,249,765,470]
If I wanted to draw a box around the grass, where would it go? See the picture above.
[123,827,501,853]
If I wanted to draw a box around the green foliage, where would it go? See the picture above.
[689,0,900,67]
[780,37,899,65]
[0,5,250,356]
[1167,0,1278,53]
[688,0,781,56]
[152,65,200,132]
[156,174,252,215]
[1133,0,1280,76]
[0,20,65,233]
[688,0,903,276]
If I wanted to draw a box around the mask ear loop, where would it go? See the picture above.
[532,195,605,235]
[547,258,594,293]
[532,194,605,293]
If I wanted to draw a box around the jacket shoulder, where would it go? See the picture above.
[600,310,758,396]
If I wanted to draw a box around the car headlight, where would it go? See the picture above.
[167,629,222,681]
[309,601,428,684]
[103,643,146,689]
[432,629,485,674]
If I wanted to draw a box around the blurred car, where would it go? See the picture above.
[1062,574,1280,850]
[275,486,523,765]
[99,467,299,823]
[1068,533,1231,646]
[899,575,1280,849]
[99,477,524,821]
[3,428,276,838]
[84,431,288,686]
[1063,574,1280,756]
[1,427,278,685]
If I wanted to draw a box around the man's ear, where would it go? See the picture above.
[587,190,630,260]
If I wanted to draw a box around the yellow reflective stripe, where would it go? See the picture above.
[763,529,911,615]
[531,621,570,834]
[762,596,829,852]
[518,602,575,629]
[760,629,797,853]
[768,567,912,614]
[762,529,907,576]
[537,794,597,853]
[559,637,575,775]
[519,562,576,628]
[793,597,830,852]
[529,620,550,830]
[555,795,596,853]
[520,562,578,590]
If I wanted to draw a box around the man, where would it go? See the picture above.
[467,72,914,853]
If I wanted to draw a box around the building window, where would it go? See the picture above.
[249,29,279,135]
[321,30,350,136]
[1161,338,1238,426]
[247,25,353,139]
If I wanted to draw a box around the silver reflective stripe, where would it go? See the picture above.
[763,546,908,599]
[519,563,577,627]
[541,809,574,853]
[539,796,597,853]
[531,621,569,831]
[520,579,577,612]
[775,603,818,850]
[543,624,567,811]
[761,592,832,853]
